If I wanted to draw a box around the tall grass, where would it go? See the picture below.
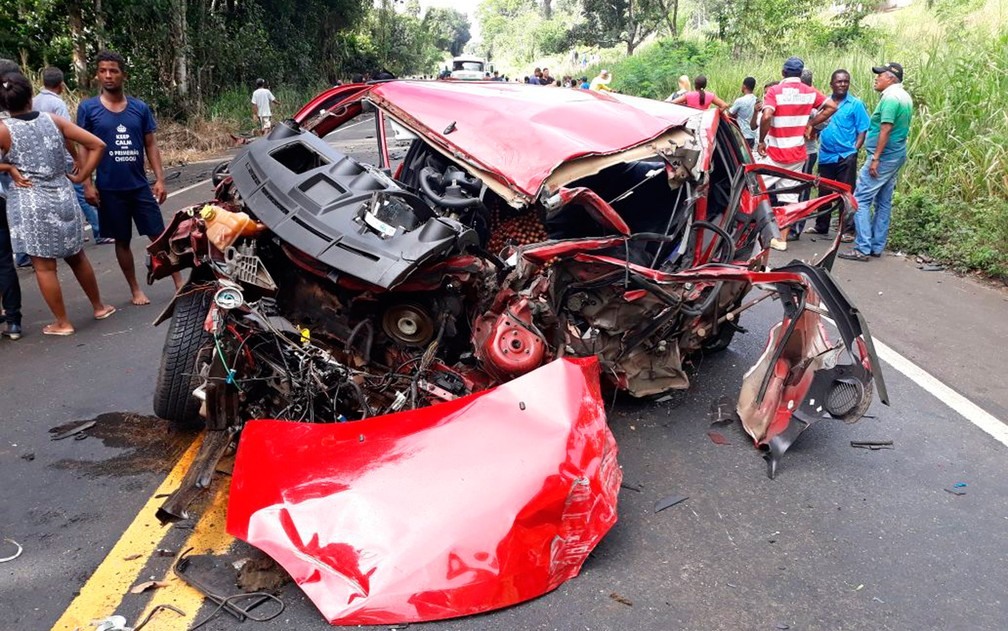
[206,84,330,135]
[608,0,1008,279]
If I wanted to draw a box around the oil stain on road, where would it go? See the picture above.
[48,412,195,477]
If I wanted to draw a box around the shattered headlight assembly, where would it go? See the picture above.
[213,281,245,310]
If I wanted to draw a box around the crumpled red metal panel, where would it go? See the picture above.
[226,357,621,625]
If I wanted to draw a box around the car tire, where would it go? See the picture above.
[701,320,740,354]
[153,290,212,429]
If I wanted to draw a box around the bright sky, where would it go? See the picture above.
[418,0,483,38]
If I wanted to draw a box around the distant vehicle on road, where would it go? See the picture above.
[450,55,492,80]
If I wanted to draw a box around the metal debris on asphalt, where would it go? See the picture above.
[609,592,633,607]
[620,482,643,493]
[654,494,688,513]
[50,420,97,441]
[132,604,186,631]
[850,440,894,450]
[708,395,737,426]
[0,538,23,563]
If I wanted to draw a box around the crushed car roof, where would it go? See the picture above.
[365,81,698,198]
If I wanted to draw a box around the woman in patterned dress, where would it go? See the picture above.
[0,72,115,336]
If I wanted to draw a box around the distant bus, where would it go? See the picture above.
[450,55,492,81]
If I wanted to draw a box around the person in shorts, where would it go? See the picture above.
[251,78,279,134]
[77,50,181,305]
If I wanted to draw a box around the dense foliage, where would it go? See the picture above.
[0,0,470,117]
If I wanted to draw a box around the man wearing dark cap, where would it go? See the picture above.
[757,56,836,250]
[839,62,912,261]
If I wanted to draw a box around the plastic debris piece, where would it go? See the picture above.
[50,420,97,441]
[918,263,944,272]
[654,494,688,513]
[944,487,967,496]
[0,538,23,563]
[953,482,967,488]
[609,592,633,607]
[123,553,143,561]
[620,482,643,493]
[776,624,790,630]
[707,430,730,445]
[850,440,894,450]
[93,615,131,631]
[130,580,169,594]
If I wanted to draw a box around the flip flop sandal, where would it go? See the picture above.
[94,306,117,320]
[43,325,75,336]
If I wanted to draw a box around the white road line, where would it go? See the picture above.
[821,315,1008,446]
[167,178,212,199]
[871,337,1008,447]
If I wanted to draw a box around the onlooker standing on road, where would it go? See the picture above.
[839,62,912,262]
[0,72,116,335]
[728,76,758,148]
[668,75,690,101]
[0,58,23,339]
[77,49,181,305]
[813,68,869,237]
[756,57,836,250]
[251,78,279,134]
[32,66,113,245]
[668,75,729,111]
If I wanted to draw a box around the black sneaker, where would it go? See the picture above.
[2,323,22,340]
[870,252,882,258]
[838,248,870,262]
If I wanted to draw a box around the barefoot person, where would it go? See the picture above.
[76,50,181,305]
[0,72,116,335]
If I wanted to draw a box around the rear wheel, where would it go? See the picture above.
[153,290,212,429]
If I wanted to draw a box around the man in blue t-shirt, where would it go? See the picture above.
[77,50,181,305]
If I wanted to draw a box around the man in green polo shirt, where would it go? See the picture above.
[839,62,913,261]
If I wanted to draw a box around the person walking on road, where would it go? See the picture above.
[756,57,836,250]
[668,75,729,111]
[0,72,116,336]
[813,68,869,237]
[32,66,114,245]
[77,49,181,305]
[728,76,758,148]
[251,78,279,134]
[839,62,912,262]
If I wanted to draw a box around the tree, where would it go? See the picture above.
[423,7,471,56]
[579,0,665,55]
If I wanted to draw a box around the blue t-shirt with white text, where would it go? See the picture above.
[76,96,157,191]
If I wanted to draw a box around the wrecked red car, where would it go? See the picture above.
[148,81,886,621]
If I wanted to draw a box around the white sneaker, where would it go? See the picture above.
[770,238,788,251]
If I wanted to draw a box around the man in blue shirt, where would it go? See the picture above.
[812,68,869,236]
[77,50,180,305]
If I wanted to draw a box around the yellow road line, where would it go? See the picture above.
[50,437,202,631]
[133,479,235,630]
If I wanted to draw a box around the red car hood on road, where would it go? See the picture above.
[227,357,621,625]
[298,81,699,201]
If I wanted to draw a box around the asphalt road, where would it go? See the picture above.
[1,120,1006,631]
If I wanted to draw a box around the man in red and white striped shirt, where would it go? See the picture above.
[756,57,836,250]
